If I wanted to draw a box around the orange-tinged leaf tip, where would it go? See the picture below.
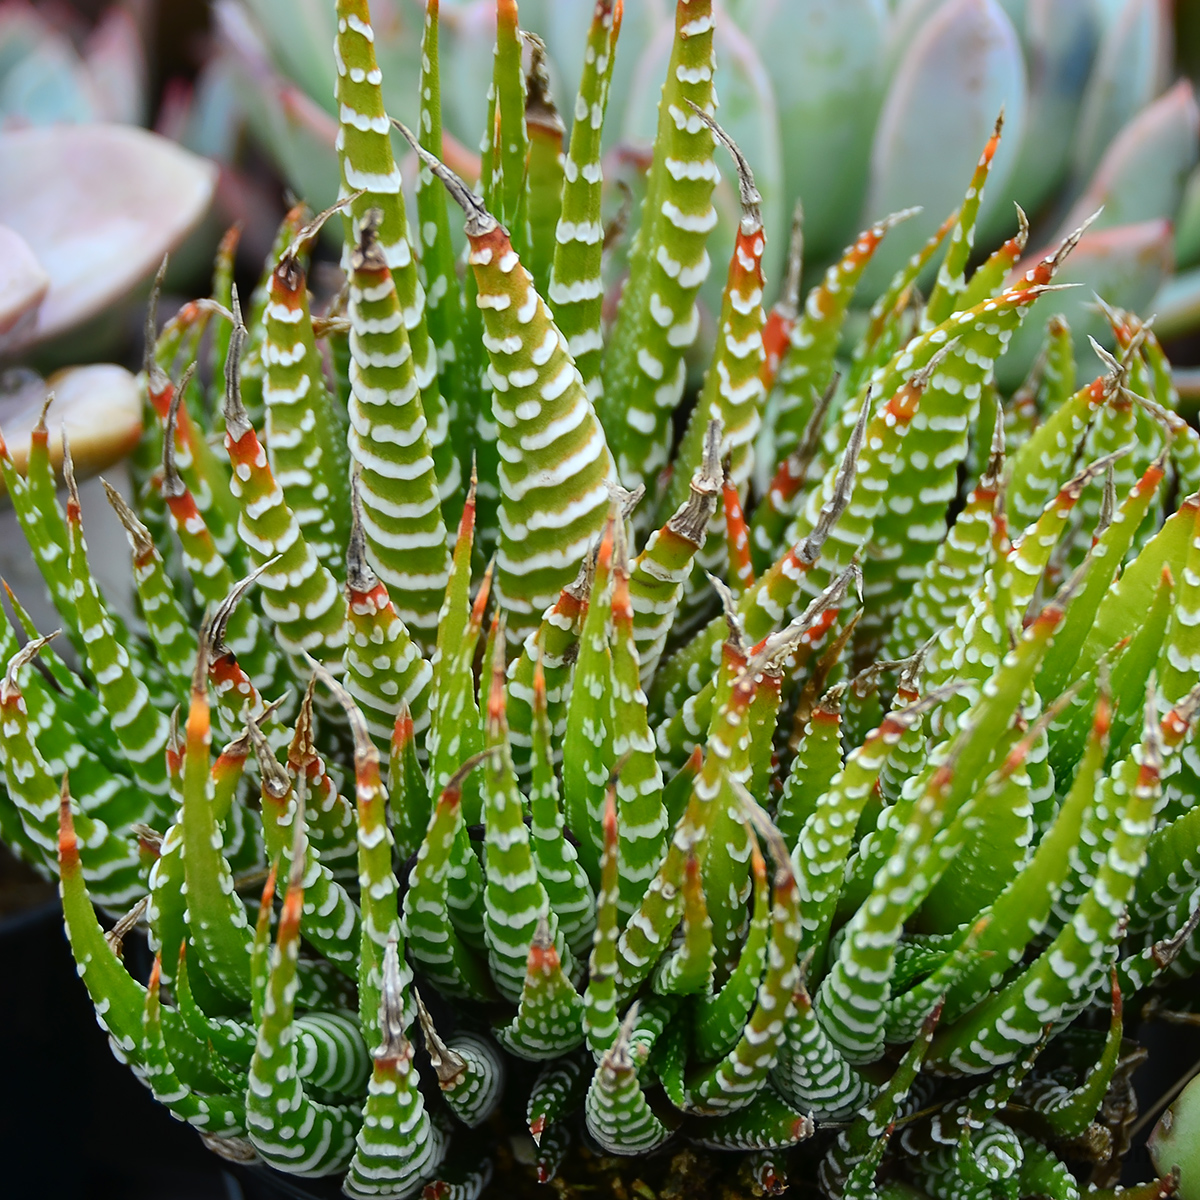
[612,568,632,621]
[603,786,618,841]
[259,860,278,912]
[749,839,766,879]
[185,691,210,745]
[487,626,507,722]
[528,939,559,976]
[470,563,493,626]
[885,377,923,422]
[457,476,477,544]
[1137,757,1162,789]
[392,706,414,751]
[281,876,304,931]
[217,222,242,257]
[57,778,78,869]
[597,523,614,571]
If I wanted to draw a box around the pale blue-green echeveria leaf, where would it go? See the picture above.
[995,0,1028,32]
[1069,0,1171,187]
[0,6,149,129]
[0,28,97,125]
[883,0,952,77]
[859,0,1027,294]
[1093,0,1144,37]
[175,57,247,165]
[0,5,50,82]
[736,0,887,265]
[214,2,340,214]
[83,8,148,126]
[237,0,338,117]
[978,0,1100,241]
[1174,163,1200,270]
[1148,265,1200,344]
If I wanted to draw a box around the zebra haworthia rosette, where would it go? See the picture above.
[4,2,1200,1197]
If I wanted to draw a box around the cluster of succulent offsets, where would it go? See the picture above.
[5,0,1200,1196]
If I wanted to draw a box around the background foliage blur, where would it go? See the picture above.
[4,0,1200,376]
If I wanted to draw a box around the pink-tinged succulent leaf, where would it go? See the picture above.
[83,7,148,126]
[1176,163,1200,269]
[0,126,215,352]
[212,1,339,211]
[0,18,97,126]
[237,0,338,117]
[1060,80,1200,239]
[0,226,48,345]
[0,365,139,495]
[979,0,1101,240]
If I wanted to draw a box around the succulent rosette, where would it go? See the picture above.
[2,2,1200,1198]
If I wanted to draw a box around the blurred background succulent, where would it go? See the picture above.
[210,0,1200,386]
[6,0,1200,385]
[0,0,149,128]
[0,2,220,673]
[0,2,220,363]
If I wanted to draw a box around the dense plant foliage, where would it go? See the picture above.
[3,2,1200,1197]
